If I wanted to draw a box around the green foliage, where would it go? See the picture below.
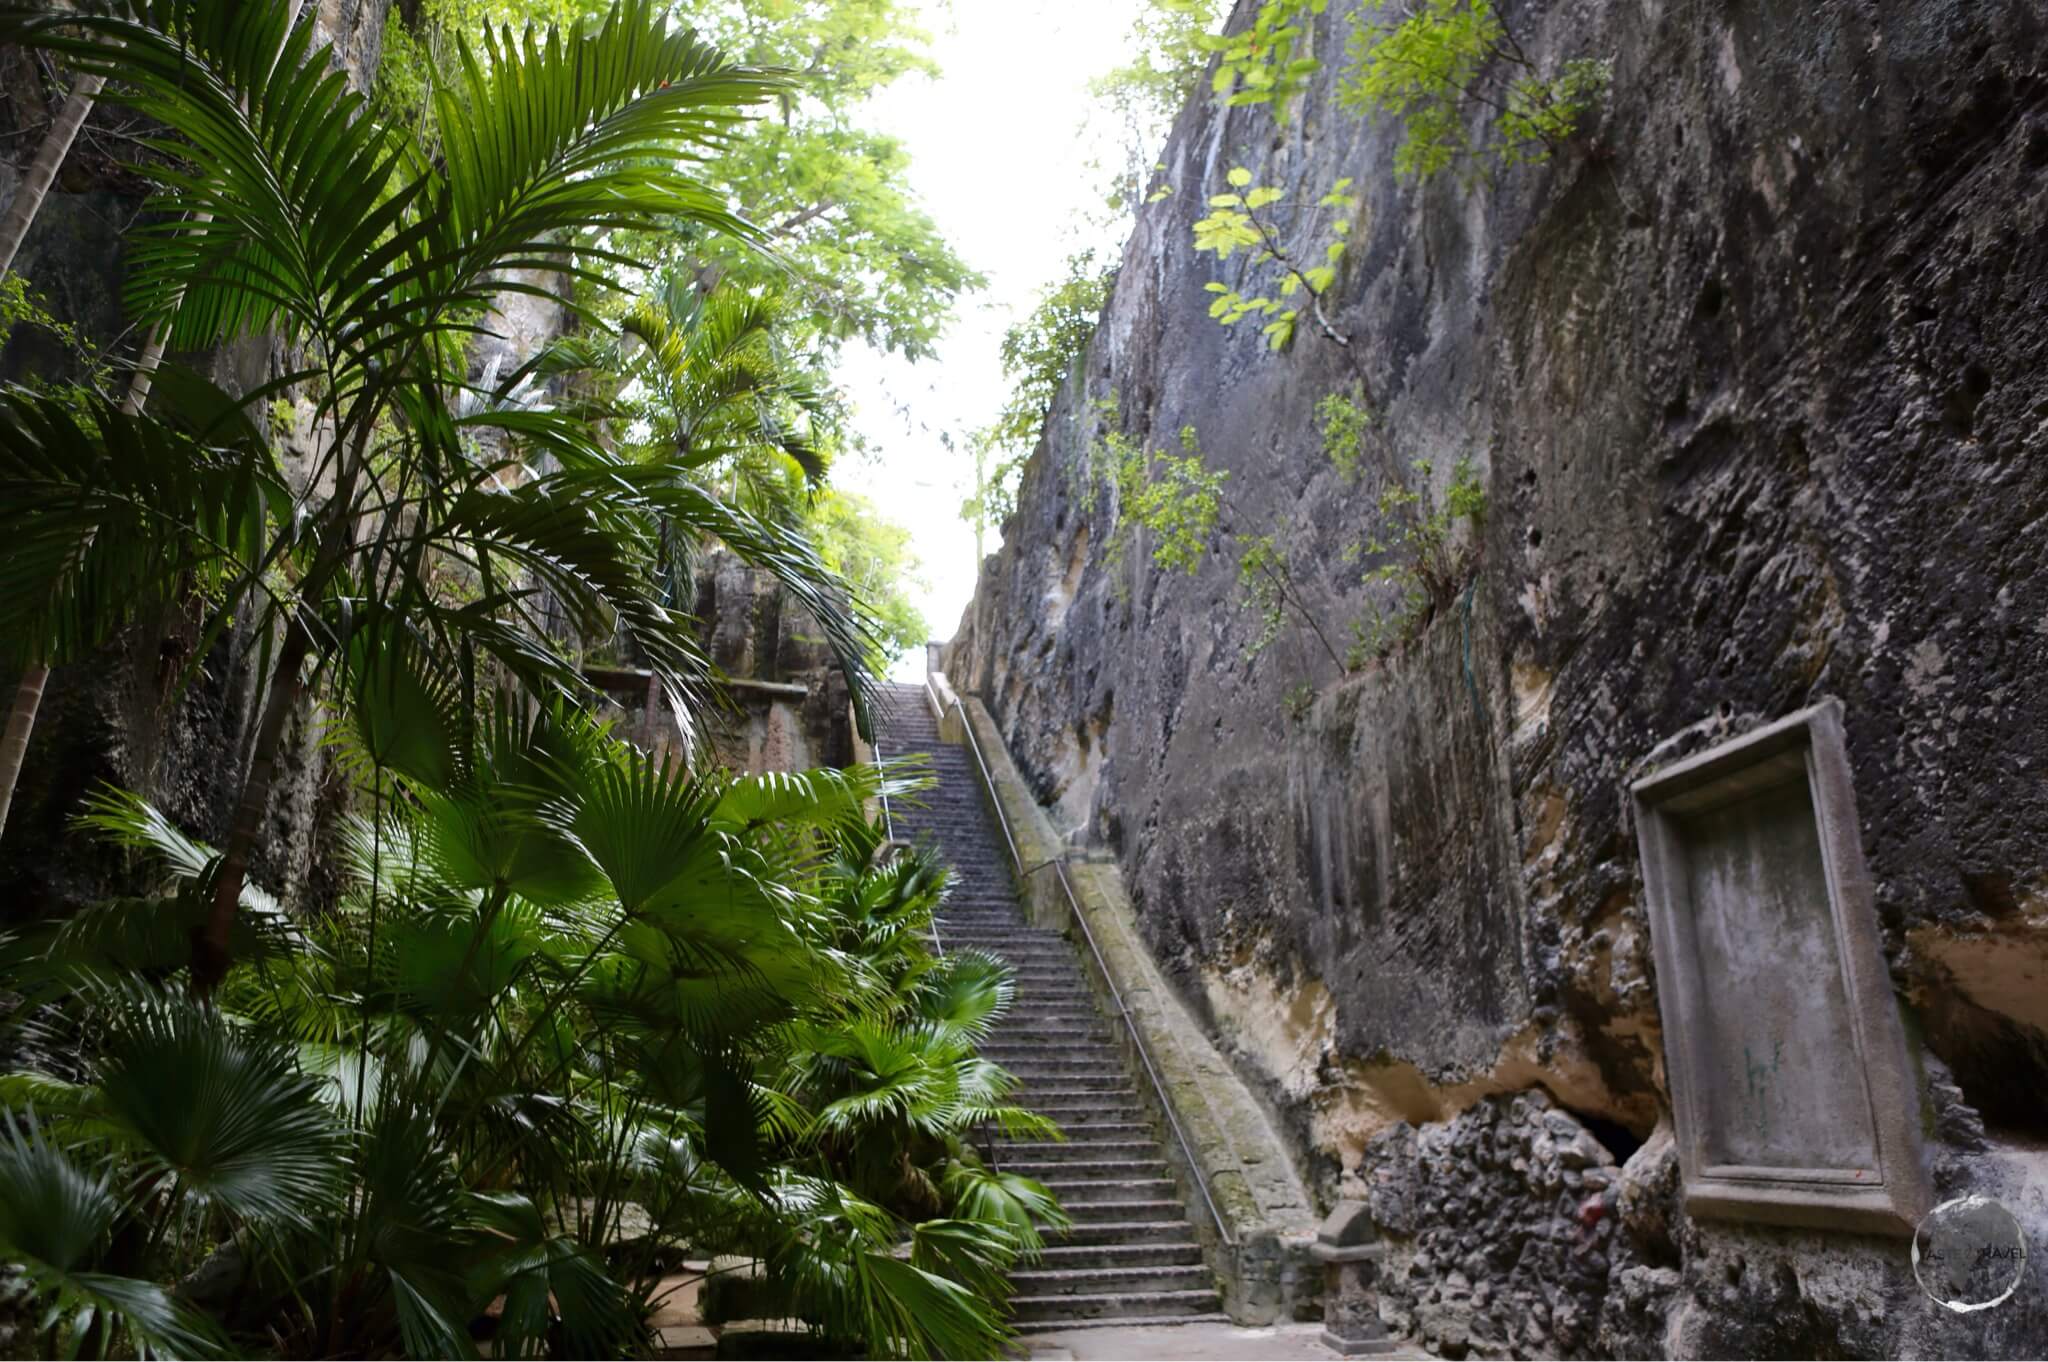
[1104,423,1228,577]
[1205,0,1329,121]
[1357,455,1489,649]
[1089,0,1229,212]
[1318,384,1372,482]
[1339,0,1611,182]
[1194,168,1357,349]
[806,489,930,669]
[1,702,1057,1359]
[0,273,110,403]
[0,0,903,972]
[991,254,1116,455]
[962,253,1115,552]
[642,0,982,363]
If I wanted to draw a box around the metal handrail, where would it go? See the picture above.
[875,739,896,843]
[933,689,1235,1249]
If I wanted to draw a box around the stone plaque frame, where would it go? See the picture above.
[1631,699,1930,1236]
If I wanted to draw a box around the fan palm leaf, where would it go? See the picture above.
[91,991,347,1231]
[0,1113,227,1360]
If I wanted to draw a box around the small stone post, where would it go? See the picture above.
[1312,1202,1401,1357]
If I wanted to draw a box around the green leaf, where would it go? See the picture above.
[94,991,347,1231]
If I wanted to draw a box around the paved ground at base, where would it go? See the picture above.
[1022,1320,1420,1360]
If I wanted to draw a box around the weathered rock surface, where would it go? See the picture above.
[947,0,2048,1354]
[0,2,403,917]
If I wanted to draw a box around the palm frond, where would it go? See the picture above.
[0,1110,229,1359]
[92,991,348,1231]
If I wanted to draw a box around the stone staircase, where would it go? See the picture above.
[877,683,1225,1330]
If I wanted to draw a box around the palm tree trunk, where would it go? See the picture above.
[191,621,311,993]
[0,74,108,841]
[0,664,49,837]
[0,71,105,275]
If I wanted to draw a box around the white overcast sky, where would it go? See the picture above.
[828,0,1160,675]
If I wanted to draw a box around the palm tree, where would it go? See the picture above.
[543,274,836,521]
[0,0,880,990]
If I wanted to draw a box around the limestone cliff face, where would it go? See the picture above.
[0,2,403,916]
[947,0,2048,1353]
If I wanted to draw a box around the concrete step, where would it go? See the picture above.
[1010,1264,1217,1297]
[1046,1217,1199,1246]
[1000,1123,1154,1146]
[1002,1139,1159,1161]
[1013,1310,1233,1335]
[1020,1104,1149,1128]
[1035,1241,1204,1270]
[1038,1177,1180,1205]
[983,1025,1112,1040]
[1014,1073,1130,1093]
[994,1054,1125,1072]
[1009,1288,1222,1324]
[1054,1198,1187,1225]
[985,1050,1123,1067]
[1004,1158,1170,1182]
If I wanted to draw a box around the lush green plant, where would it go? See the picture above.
[0,687,1060,1358]
[0,0,882,990]
[1318,384,1373,482]
[539,274,834,522]
[806,489,930,669]
[1356,456,1488,649]
[1338,0,1611,182]
[1204,0,1328,121]
[1103,422,1229,578]
[0,272,110,404]
[961,254,1116,558]
[1193,168,1358,349]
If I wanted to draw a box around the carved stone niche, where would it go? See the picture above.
[1630,699,1931,1236]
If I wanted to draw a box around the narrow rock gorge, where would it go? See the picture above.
[947,0,2048,1354]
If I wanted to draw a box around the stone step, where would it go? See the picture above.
[1009,1288,1222,1324]
[1004,1065,1131,1084]
[985,1030,1112,1046]
[1035,1241,1204,1270]
[1002,1139,1159,1161]
[1014,1073,1130,1093]
[1020,1103,1148,1127]
[1038,1177,1179,1205]
[1000,1123,1154,1146]
[1045,1217,1199,1247]
[1053,1198,1187,1224]
[985,1050,1123,1067]
[1014,1311,1233,1335]
[1010,1264,1217,1297]
[1004,1158,1170,1182]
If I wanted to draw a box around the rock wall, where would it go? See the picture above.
[588,551,859,773]
[0,2,402,916]
[947,0,2048,1354]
